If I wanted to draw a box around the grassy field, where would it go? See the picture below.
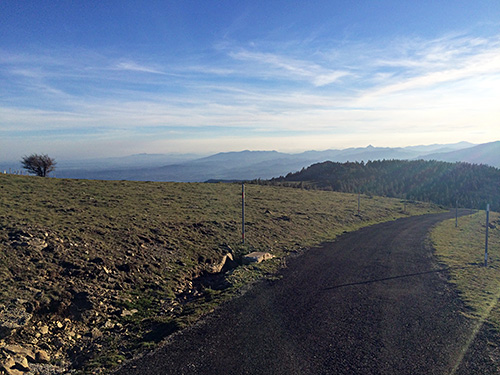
[0,174,441,373]
[431,210,500,330]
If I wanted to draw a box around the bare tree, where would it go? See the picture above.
[21,154,56,177]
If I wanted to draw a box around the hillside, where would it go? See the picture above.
[273,159,500,211]
[420,141,500,168]
[47,142,478,182]
[0,174,440,374]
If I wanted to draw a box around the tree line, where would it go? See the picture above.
[266,159,500,211]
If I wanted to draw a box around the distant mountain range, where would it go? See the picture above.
[418,141,500,167]
[4,141,499,182]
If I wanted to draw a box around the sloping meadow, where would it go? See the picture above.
[0,174,440,373]
[432,210,500,331]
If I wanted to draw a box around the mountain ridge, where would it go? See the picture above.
[420,141,500,167]
[12,141,500,182]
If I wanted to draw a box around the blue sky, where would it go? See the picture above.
[1,1,500,160]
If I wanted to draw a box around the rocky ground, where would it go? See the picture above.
[0,226,239,374]
[0,175,440,374]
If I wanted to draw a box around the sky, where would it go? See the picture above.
[1,0,500,160]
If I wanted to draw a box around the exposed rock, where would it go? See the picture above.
[242,252,274,265]
[219,244,234,254]
[1,342,54,373]
[2,356,15,370]
[3,344,25,355]
[0,302,32,338]
[4,367,25,375]
[120,309,138,318]
[0,211,285,373]
[8,230,31,242]
[25,351,36,364]
[35,349,50,364]
[90,327,102,338]
[27,238,48,252]
[4,344,35,362]
[208,253,238,274]
[12,355,30,371]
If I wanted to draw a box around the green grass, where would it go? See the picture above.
[431,210,500,327]
[0,174,442,373]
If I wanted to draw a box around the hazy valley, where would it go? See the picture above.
[5,141,499,183]
[51,141,498,182]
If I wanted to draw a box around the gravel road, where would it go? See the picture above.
[115,211,500,374]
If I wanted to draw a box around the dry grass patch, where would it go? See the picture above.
[431,210,500,327]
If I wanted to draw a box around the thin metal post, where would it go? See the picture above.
[242,183,245,244]
[455,199,458,228]
[485,204,490,267]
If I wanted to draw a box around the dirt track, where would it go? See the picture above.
[116,211,500,374]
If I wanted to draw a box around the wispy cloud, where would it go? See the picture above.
[113,61,166,75]
[229,49,351,86]
[365,34,500,97]
[1,31,500,159]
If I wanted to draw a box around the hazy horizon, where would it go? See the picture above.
[0,140,481,164]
